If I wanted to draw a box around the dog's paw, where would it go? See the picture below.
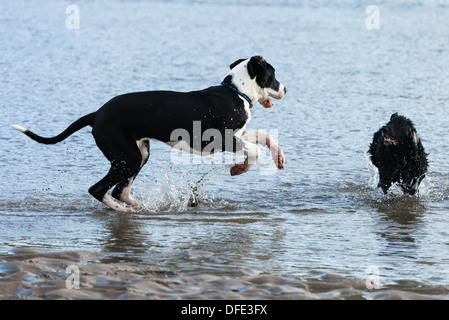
[230,163,247,176]
[277,153,285,169]
[272,146,285,169]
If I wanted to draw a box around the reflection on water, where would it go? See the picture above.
[371,196,426,257]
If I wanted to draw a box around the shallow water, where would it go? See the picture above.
[1,0,449,288]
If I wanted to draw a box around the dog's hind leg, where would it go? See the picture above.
[111,177,137,206]
[89,163,140,212]
[89,132,144,212]
[112,138,150,206]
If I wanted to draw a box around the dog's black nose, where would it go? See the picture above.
[284,87,287,94]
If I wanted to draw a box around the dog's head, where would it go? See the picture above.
[227,56,286,108]
[381,113,420,148]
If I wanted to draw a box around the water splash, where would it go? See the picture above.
[364,151,379,191]
[363,151,431,200]
[132,164,222,212]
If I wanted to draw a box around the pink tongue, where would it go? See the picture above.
[386,138,398,146]
[264,97,273,108]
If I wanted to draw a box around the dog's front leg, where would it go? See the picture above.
[229,136,260,176]
[240,131,285,169]
[378,171,392,194]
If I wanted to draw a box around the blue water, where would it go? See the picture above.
[1,0,449,287]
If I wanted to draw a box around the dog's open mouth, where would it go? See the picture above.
[259,91,284,108]
[384,137,398,146]
[259,96,274,108]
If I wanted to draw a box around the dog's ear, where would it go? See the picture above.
[230,59,247,70]
[390,113,399,121]
[247,56,265,80]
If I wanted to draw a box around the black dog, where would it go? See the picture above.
[368,113,428,195]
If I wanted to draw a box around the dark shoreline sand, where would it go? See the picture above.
[1,249,448,300]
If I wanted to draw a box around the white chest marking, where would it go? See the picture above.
[234,99,252,138]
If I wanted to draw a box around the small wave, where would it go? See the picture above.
[0,194,98,214]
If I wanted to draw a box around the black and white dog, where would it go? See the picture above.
[368,113,428,195]
[12,56,286,212]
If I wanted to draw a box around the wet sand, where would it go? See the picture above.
[1,249,448,300]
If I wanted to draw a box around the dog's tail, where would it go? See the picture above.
[11,112,96,145]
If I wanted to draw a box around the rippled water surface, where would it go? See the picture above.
[1,0,449,286]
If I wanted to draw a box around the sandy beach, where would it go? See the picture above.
[1,249,448,300]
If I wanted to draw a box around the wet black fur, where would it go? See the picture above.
[368,113,428,195]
